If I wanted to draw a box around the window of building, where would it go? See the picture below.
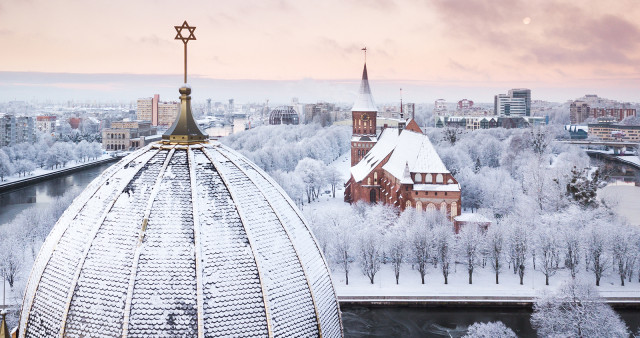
[425,173,432,183]
[416,201,422,211]
[406,200,411,208]
[427,203,435,211]
[451,202,457,217]
[436,174,443,183]
[367,178,371,185]
[374,172,378,184]
[440,202,447,215]
[415,173,422,183]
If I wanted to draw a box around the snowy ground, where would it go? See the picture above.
[332,263,640,299]
[599,182,640,227]
[0,154,112,186]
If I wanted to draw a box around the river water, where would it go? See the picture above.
[0,160,639,337]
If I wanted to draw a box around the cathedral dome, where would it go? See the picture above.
[18,141,342,337]
[268,106,300,125]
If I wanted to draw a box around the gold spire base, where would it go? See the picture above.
[162,86,209,145]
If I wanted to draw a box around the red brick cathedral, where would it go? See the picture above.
[344,63,462,218]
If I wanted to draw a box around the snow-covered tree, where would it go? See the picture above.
[610,225,637,287]
[463,321,516,338]
[433,223,454,284]
[506,221,528,285]
[0,149,15,181]
[566,166,602,208]
[387,225,406,285]
[333,212,357,285]
[294,157,326,203]
[486,224,505,284]
[358,230,382,284]
[14,159,36,177]
[534,223,560,285]
[562,224,581,279]
[410,213,433,284]
[585,224,612,286]
[457,225,482,284]
[531,280,629,337]
[325,166,341,198]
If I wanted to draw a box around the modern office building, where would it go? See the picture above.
[136,95,179,127]
[494,88,531,116]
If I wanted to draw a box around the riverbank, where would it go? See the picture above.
[0,155,120,193]
[332,264,640,308]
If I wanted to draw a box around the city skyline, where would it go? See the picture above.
[1,0,640,102]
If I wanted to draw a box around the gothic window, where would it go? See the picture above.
[416,201,422,211]
[440,202,447,214]
[369,189,376,203]
[427,203,436,212]
[436,174,443,183]
[367,178,371,185]
[425,173,432,183]
[374,172,378,184]
[451,202,458,217]
[415,173,422,183]
[406,200,411,208]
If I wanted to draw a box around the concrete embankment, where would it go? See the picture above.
[0,157,120,194]
[338,295,640,309]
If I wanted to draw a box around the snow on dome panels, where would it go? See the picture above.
[18,142,342,338]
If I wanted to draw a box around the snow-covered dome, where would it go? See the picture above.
[18,141,342,337]
[269,106,300,125]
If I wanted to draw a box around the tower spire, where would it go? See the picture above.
[361,47,367,64]
[400,88,403,118]
[163,20,208,144]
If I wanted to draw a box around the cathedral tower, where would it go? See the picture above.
[350,63,378,166]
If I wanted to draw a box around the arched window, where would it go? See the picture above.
[358,150,361,156]
[427,203,436,212]
[440,202,447,214]
[367,178,371,185]
[406,200,412,208]
[374,172,378,184]
[425,173,432,183]
[415,173,422,183]
[436,174,443,183]
[451,202,458,217]
[416,201,422,211]
[369,189,376,203]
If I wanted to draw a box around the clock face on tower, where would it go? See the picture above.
[361,114,369,121]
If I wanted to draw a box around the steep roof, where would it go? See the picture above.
[19,142,342,338]
[351,129,449,183]
[351,63,378,112]
[383,130,449,180]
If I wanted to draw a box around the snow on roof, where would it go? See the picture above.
[19,142,342,338]
[455,213,491,223]
[351,64,378,112]
[351,128,399,182]
[413,183,460,192]
[383,130,449,180]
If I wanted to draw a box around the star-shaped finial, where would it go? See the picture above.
[175,20,196,44]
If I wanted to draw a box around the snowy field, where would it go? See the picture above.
[332,263,640,299]
[599,183,640,227]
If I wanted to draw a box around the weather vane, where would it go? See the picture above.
[175,20,196,84]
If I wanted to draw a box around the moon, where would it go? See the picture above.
[523,17,531,25]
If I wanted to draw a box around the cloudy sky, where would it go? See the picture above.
[1,0,639,103]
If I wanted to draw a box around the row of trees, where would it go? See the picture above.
[0,138,103,181]
[308,203,638,288]
[221,124,351,172]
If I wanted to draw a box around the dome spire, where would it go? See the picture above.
[162,20,208,144]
